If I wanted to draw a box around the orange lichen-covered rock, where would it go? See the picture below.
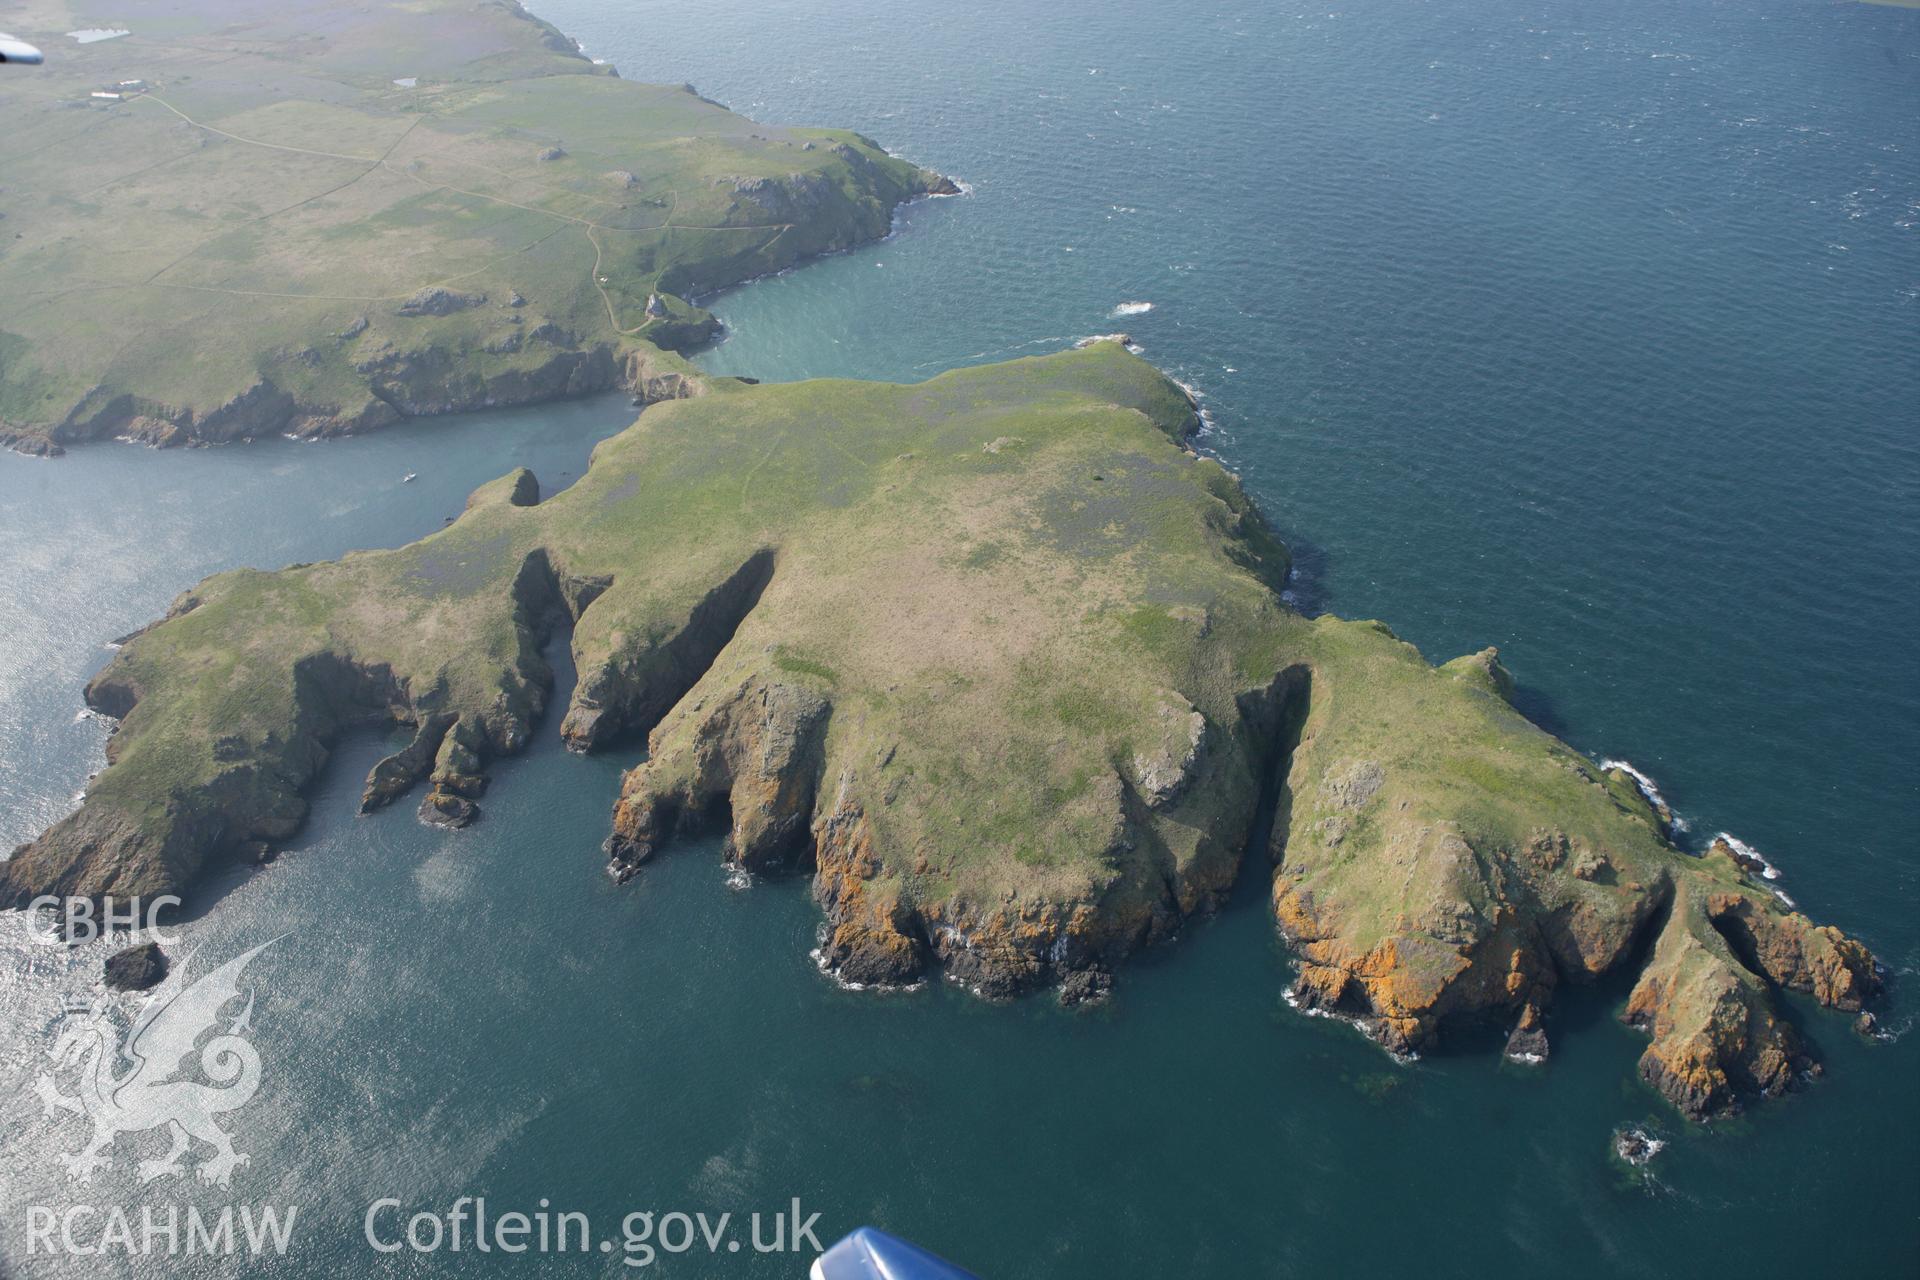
[811,790,925,987]
[1623,885,1813,1119]
[1702,890,1878,1012]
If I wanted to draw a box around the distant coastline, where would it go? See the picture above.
[0,0,951,457]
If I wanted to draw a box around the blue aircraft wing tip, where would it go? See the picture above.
[813,1226,982,1280]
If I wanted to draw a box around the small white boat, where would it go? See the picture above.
[402,472,418,484]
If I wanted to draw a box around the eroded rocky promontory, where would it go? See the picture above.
[0,342,1879,1120]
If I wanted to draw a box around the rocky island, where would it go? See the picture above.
[1,339,1880,1121]
[0,0,950,454]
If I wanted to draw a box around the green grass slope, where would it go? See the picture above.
[0,0,948,453]
[0,341,1878,1119]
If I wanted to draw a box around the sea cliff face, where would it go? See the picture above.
[0,0,949,456]
[0,343,1879,1121]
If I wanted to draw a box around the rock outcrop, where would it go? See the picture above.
[104,941,169,991]
[397,287,488,317]
[608,676,831,878]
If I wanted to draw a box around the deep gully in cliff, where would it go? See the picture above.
[560,548,777,754]
[62,472,786,894]
[1032,663,1319,999]
[1240,664,1314,882]
[352,537,780,838]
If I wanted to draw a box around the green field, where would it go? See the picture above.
[0,0,945,452]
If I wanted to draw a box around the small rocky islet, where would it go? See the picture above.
[0,0,1883,1124]
[102,940,169,992]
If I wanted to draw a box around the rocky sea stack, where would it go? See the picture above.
[103,941,168,992]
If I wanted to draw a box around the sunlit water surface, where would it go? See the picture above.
[2,0,1916,1274]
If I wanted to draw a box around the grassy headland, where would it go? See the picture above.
[1,341,1879,1120]
[0,0,949,454]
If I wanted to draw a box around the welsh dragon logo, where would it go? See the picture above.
[35,939,278,1188]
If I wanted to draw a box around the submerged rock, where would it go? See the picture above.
[1058,969,1114,1007]
[1613,1126,1664,1168]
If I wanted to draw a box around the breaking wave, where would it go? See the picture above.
[1713,831,1781,881]
[1597,758,1688,831]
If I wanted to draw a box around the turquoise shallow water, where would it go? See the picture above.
[1,0,1916,1275]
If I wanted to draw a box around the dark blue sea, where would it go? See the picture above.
[1,1,1914,1274]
